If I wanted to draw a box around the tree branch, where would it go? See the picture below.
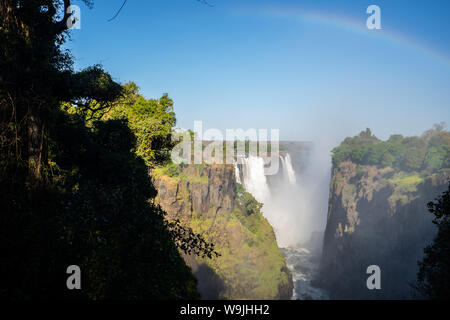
[108,0,214,22]
[108,0,127,22]
[54,0,71,33]
[196,0,214,7]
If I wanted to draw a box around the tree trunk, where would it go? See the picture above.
[28,109,44,182]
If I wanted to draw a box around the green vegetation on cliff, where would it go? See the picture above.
[321,126,450,299]
[329,126,450,214]
[155,163,293,300]
[331,125,450,173]
[204,184,290,299]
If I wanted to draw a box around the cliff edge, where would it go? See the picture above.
[153,163,293,300]
[318,127,450,298]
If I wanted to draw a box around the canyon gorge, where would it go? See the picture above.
[153,129,450,300]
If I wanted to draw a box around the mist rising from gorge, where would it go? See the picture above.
[237,139,333,248]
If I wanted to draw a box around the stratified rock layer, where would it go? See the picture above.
[154,164,293,300]
[319,161,450,299]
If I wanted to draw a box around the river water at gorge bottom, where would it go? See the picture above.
[281,247,329,300]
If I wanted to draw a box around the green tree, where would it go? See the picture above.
[380,151,395,167]
[330,126,449,171]
[416,183,450,299]
[386,134,406,166]
[0,0,213,299]
[104,82,176,166]
[424,146,447,172]
[48,115,201,299]
[236,184,263,216]
[402,137,426,172]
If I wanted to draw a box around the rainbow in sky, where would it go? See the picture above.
[233,5,450,68]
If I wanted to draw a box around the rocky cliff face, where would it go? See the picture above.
[153,163,293,300]
[156,165,236,222]
[319,161,450,299]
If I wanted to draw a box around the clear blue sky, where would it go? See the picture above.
[67,0,450,144]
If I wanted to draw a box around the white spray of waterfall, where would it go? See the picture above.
[236,146,331,248]
[237,153,298,247]
[283,153,297,185]
[280,156,286,177]
[235,144,332,299]
[239,155,270,203]
[234,160,241,184]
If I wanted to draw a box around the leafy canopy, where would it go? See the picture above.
[331,124,450,173]
[104,82,176,167]
[416,183,450,299]
[0,0,211,299]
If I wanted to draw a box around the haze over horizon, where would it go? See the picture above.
[68,0,450,145]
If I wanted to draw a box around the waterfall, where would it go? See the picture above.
[235,151,325,247]
[235,151,327,249]
[280,156,286,179]
[235,153,302,246]
[234,147,331,300]
[284,154,297,185]
[234,161,241,184]
[238,155,270,203]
